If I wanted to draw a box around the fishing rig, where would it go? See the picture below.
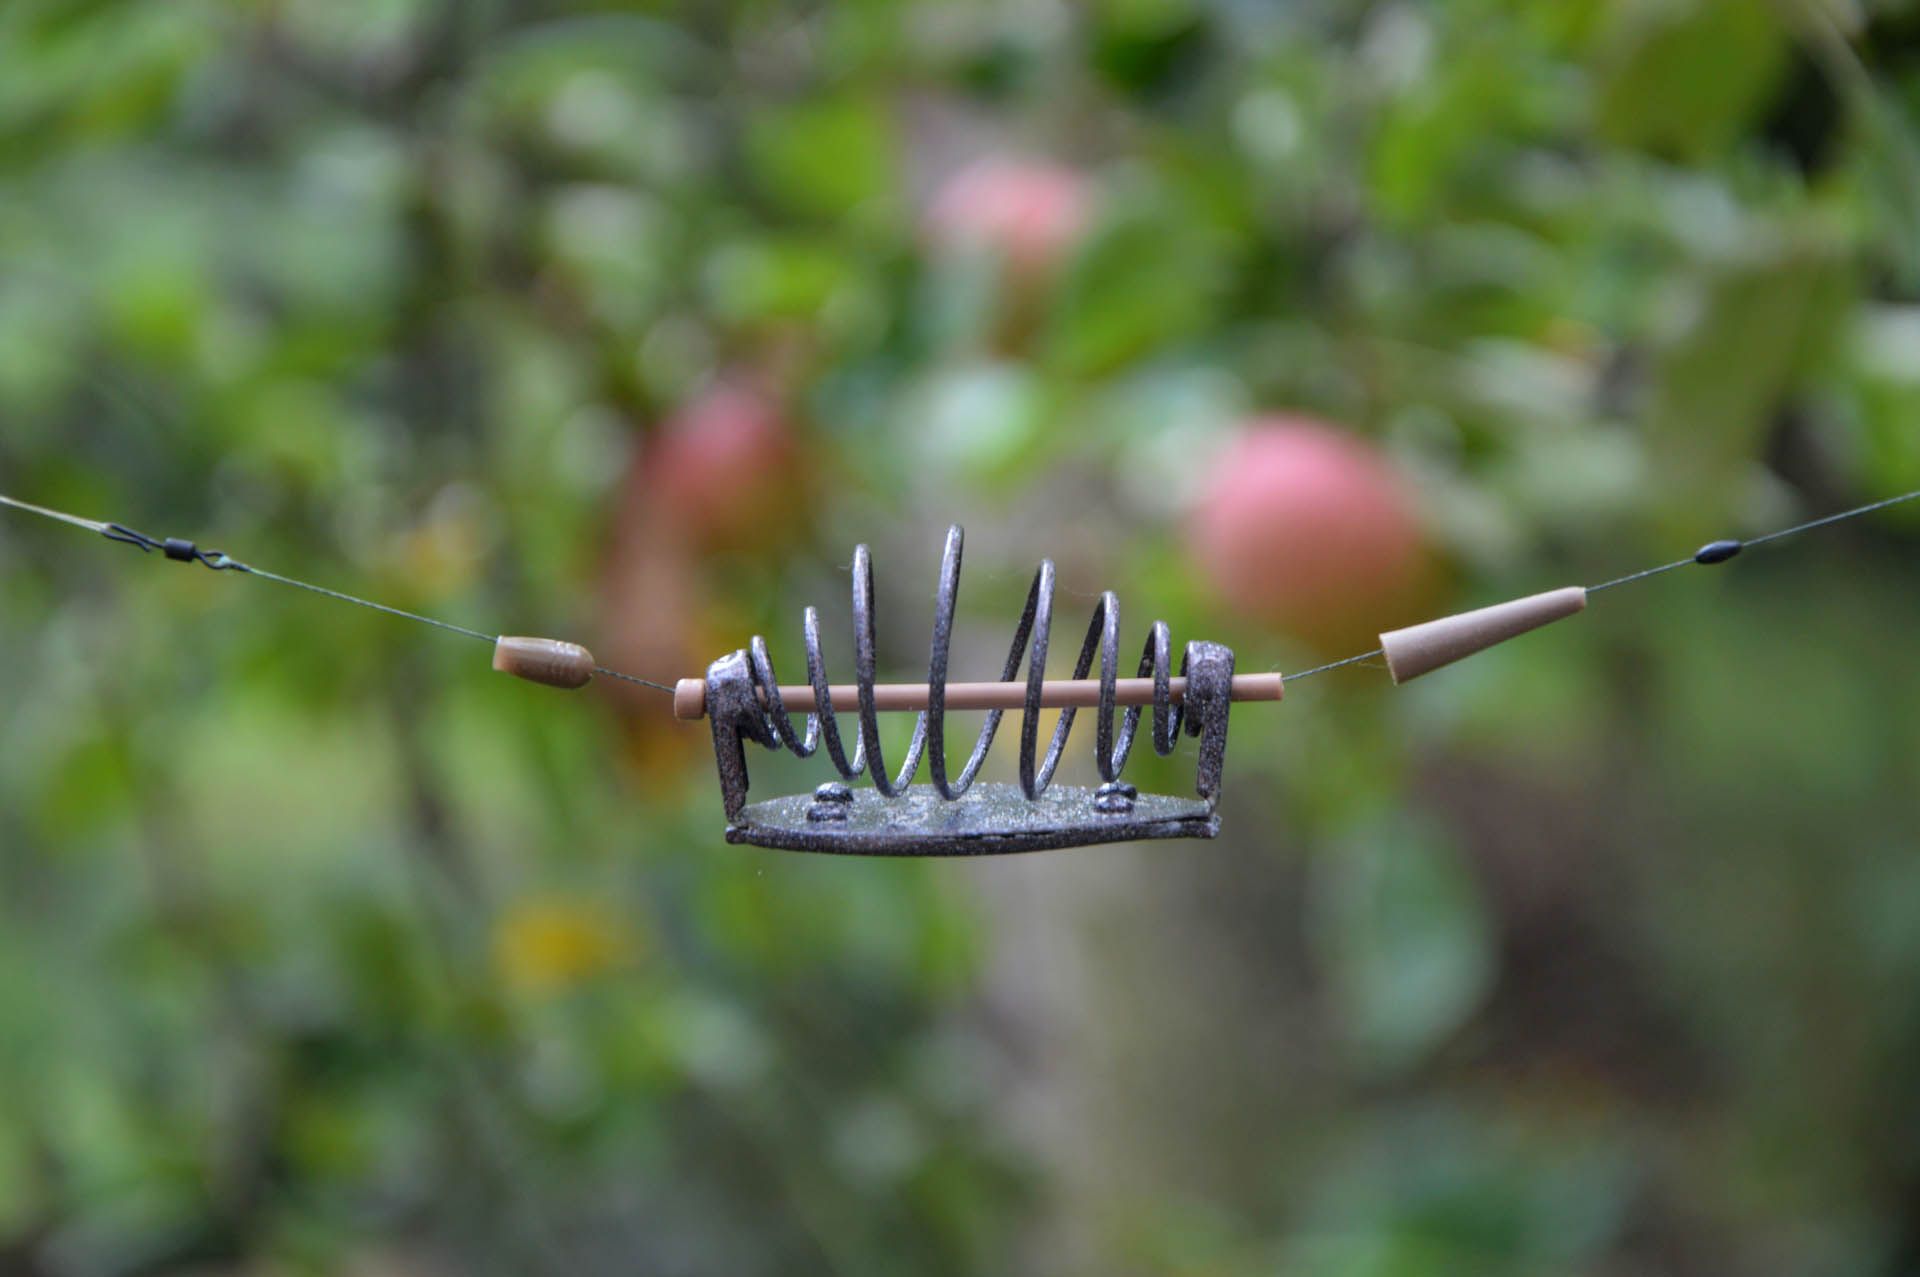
[2,490,1916,855]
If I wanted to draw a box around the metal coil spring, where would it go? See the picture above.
[737,525,1208,800]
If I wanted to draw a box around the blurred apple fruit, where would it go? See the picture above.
[924,158,1093,280]
[647,379,798,553]
[1188,418,1437,653]
[598,462,704,777]
[599,376,804,777]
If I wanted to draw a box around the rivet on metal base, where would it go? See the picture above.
[807,781,855,823]
[1094,780,1138,814]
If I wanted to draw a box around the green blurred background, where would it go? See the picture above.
[4,1,1920,1273]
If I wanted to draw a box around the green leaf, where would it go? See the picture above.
[1045,198,1227,373]
[1313,814,1494,1074]
[1845,305,1920,492]
[1644,219,1854,523]
[746,97,898,223]
[1595,0,1789,161]
[704,236,853,324]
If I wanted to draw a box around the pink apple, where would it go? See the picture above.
[1189,418,1437,653]
[646,380,798,552]
[924,158,1093,278]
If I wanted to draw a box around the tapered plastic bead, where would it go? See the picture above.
[492,636,597,689]
[1379,586,1588,684]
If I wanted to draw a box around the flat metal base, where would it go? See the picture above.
[725,782,1219,857]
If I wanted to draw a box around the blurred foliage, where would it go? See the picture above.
[3,0,1920,1274]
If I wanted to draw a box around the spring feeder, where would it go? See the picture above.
[499,525,1591,856]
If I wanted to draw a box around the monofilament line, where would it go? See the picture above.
[1584,554,1696,595]
[1743,487,1920,547]
[1587,486,1920,594]
[237,563,498,645]
[238,569,673,693]
[1287,485,1920,682]
[1284,648,1385,681]
[6,485,1918,699]
[593,666,675,690]
[0,493,112,535]
[0,492,679,695]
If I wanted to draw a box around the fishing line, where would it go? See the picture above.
[1282,647,1386,681]
[0,493,678,694]
[3,486,1917,695]
[1578,490,1920,597]
[1281,486,1920,681]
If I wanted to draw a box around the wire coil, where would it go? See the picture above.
[732,525,1210,802]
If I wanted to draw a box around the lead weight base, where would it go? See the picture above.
[724,782,1219,857]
